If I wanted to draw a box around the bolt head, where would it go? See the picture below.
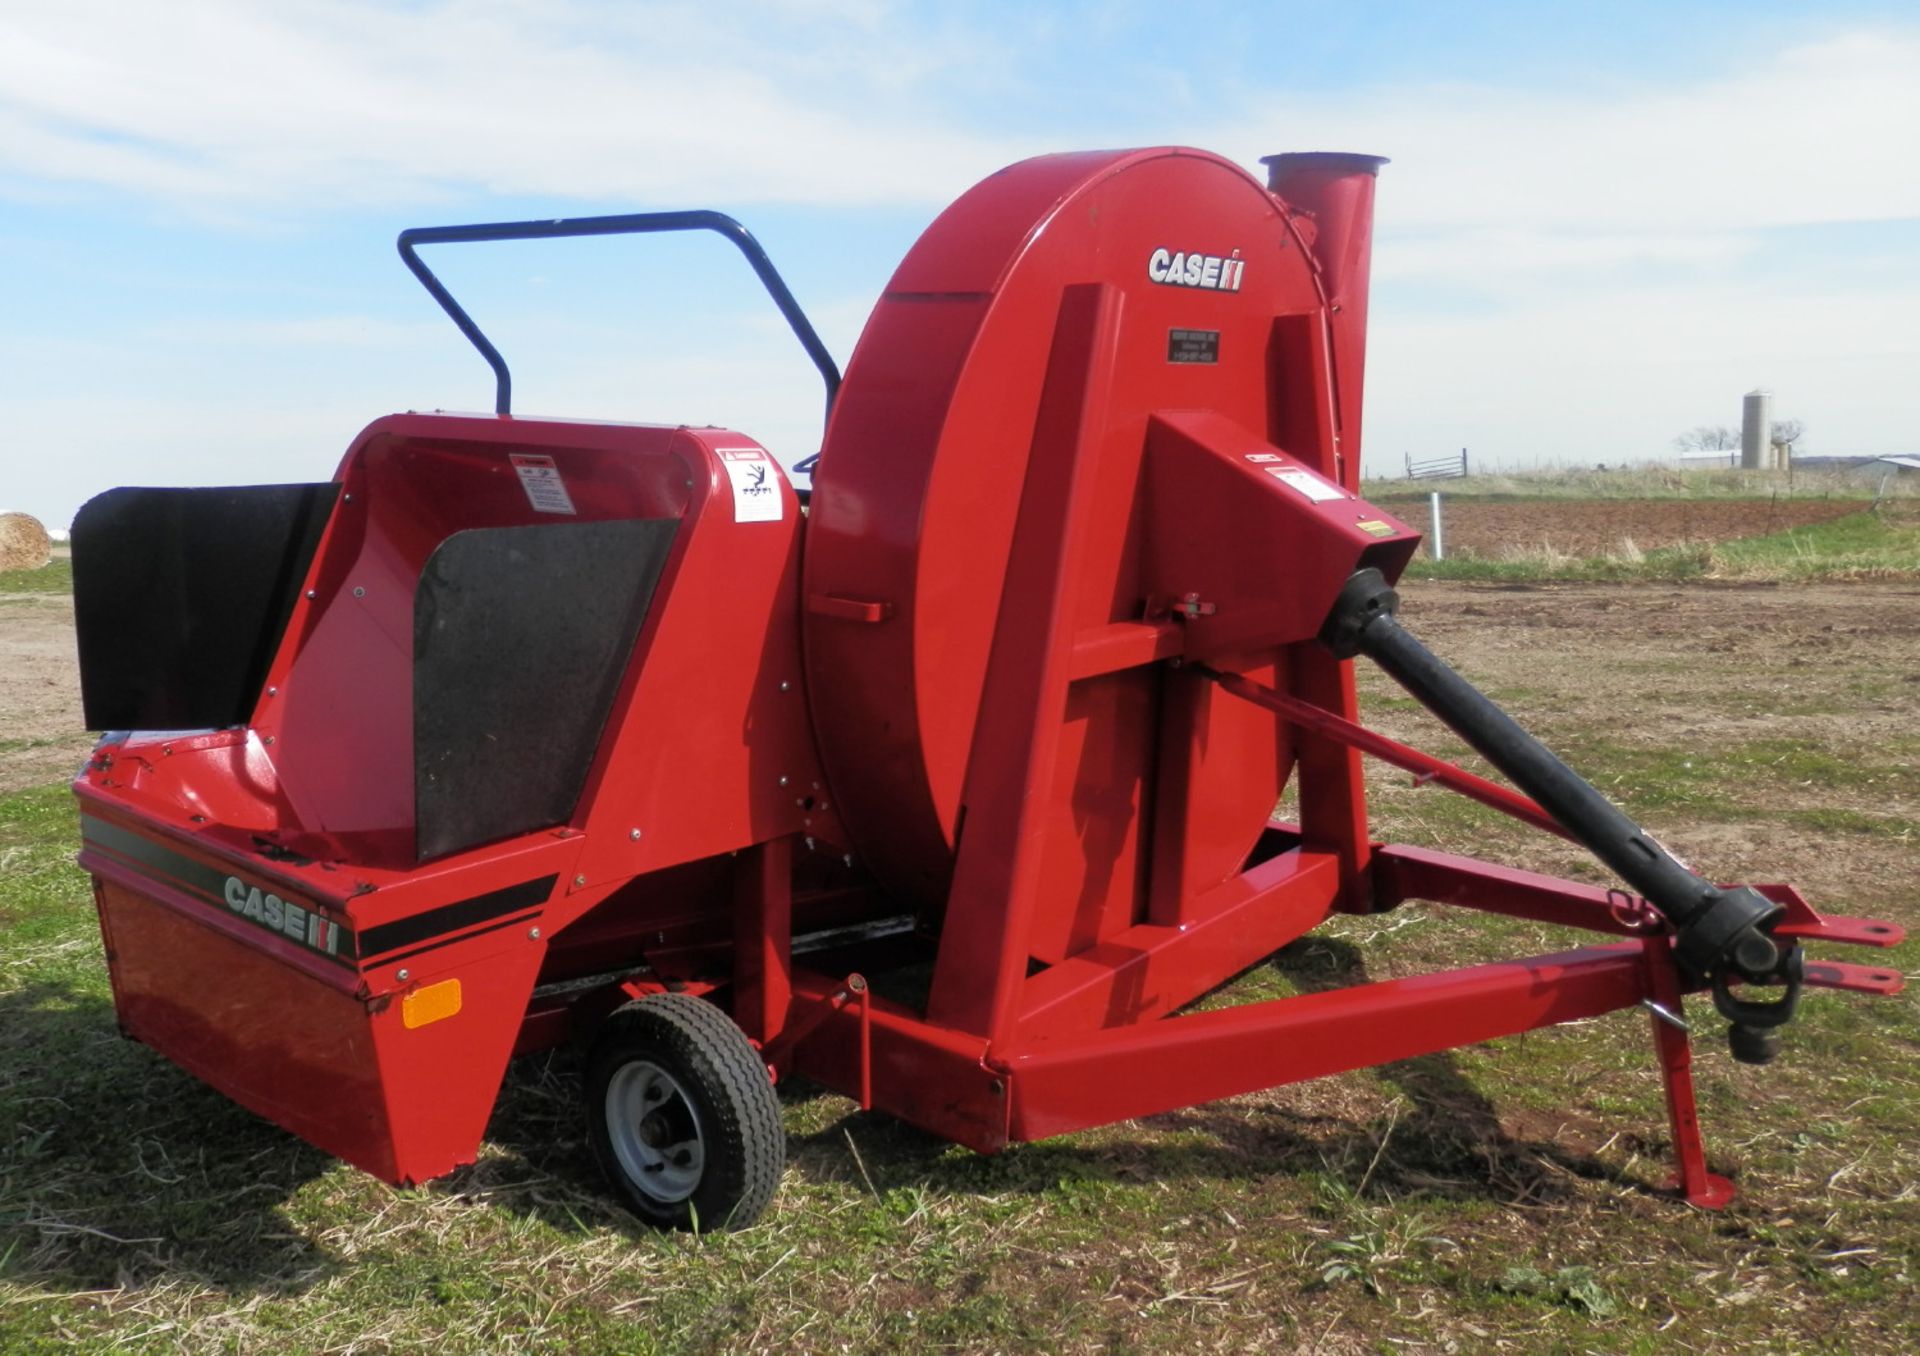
[267,686,278,697]
[779,680,791,692]
[397,968,410,982]
[573,874,587,887]
[629,827,642,840]
[353,586,366,598]
[778,775,790,787]
[528,926,542,941]
[305,589,316,599]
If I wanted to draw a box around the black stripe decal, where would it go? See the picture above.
[365,910,544,969]
[83,816,234,901]
[359,875,556,958]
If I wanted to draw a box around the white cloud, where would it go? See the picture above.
[1194,27,1920,462]
[1372,228,1755,284]
[1214,31,1920,238]
[0,1,1031,213]
[6,7,1913,240]
[1365,272,1920,470]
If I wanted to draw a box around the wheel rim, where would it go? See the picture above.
[605,1059,706,1204]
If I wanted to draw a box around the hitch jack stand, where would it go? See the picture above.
[1641,933,1736,1208]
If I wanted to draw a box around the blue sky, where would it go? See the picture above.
[3,1,1917,525]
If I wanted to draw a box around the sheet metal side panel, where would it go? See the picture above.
[95,877,399,1179]
[567,428,842,901]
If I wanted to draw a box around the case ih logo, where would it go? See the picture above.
[224,875,346,956]
[1147,248,1245,292]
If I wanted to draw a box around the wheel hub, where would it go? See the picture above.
[605,1059,706,1203]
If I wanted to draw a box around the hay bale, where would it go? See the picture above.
[0,511,53,571]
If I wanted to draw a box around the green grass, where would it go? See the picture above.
[1363,464,1909,503]
[1710,506,1920,578]
[5,560,1920,1350]
[1403,506,1920,583]
[4,758,1918,1352]
[0,559,70,594]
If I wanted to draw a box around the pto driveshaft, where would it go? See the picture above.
[1321,570,1792,1008]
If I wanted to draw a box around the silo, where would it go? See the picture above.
[1741,389,1771,470]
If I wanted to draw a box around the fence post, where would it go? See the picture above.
[1430,491,1445,561]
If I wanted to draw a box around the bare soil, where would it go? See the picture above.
[0,591,88,793]
[1377,496,1868,556]
[1363,577,1920,914]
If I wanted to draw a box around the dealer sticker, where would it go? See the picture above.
[509,454,577,515]
[1266,467,1345,503]
[717,448,784,524]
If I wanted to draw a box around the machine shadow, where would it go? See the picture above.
[0,978,343,1297]
[2,983,685,1288]
[779,934,1666,1211]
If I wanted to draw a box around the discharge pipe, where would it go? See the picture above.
[1263,152,1388,483]
[1320,569,1800,1059]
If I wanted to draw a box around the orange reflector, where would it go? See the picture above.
[402,978,462,1029]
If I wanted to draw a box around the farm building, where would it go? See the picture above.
[1853,455,1920,478]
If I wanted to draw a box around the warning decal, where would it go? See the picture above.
[1266,467,1345,503]
[717,448,784,524]
[510,454,577,515]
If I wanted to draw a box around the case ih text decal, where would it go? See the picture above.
[224,875,348,957]
[1147,247,1245,291]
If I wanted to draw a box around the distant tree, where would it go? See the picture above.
[1771,417,1805,449]
[1673,425,1740,452]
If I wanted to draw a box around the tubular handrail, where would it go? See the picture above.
[396,210,841,426]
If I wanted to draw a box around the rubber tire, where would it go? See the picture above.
[585,994,784,1231]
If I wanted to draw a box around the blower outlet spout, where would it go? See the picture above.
[1261,151,1389,479]
[1260,151,1388,308]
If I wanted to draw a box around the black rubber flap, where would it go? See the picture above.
[71,484,338,730]
[413,518,677,862]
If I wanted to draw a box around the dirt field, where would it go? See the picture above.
[0,587,89,793]
[1376,496,1869,557]
[1366,577,1920,902]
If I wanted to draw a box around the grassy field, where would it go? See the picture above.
[3,547,1917,1351]
[1361,464,1914,503]
[0,559,72,595]
[1400,502,1920,584]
